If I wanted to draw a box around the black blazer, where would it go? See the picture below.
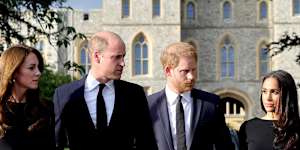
[147,88,234,150]
[54,77,157,150]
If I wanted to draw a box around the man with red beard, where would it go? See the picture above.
[147,42,234,150]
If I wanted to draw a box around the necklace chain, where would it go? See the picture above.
[8,95,26,103]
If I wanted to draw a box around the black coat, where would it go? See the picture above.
[0,100,55,150]
[147,88,234,150]
[54,77,157,150]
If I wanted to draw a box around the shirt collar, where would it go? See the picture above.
[165,85,192,106]
[85,71,114,91]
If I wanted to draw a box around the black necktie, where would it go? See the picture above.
[176,95,187,150]
[97,84,107,131]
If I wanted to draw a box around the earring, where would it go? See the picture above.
[12,79,15,82]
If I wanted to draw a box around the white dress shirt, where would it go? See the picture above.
[165,85,192,150]
[84,72,115,127]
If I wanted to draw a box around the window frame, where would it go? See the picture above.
[79,43,91,75]
[186,1,196,22]
[153,0,161,17]
[122,0,130,18]
[259,44,269,78]
[223,1,232,21]
[133,35,149,76]
[259,1,268,20]
[220,37,235,79]
[293,0,300,16]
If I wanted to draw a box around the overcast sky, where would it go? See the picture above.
[64,0,102,11]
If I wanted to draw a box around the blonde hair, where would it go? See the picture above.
[88,35,108,54]
[160,42,197,68]
[88,31,124,54]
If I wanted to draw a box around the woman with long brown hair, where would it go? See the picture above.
[239,70,300,150]
[0,45,54,150]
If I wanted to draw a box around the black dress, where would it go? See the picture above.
[238,117,274,150]
[0,100,55,150]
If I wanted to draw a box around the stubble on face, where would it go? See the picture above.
[167,56,197,94]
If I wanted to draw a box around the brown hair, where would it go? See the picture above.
[160,42,197,69]
[0,44,44,137]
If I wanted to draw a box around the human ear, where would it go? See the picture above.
[165,66,172,76]
[94,51,102,63]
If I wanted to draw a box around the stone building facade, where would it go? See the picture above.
[38,0,300,130]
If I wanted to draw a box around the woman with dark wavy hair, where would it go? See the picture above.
[0,45,55,150]
[239,70,300,150]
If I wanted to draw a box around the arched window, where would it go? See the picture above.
[223,1,232,20]
[293,0,300,15]
[133,34,148,75]
[187,2,195,21]
[259,1,268,20]
[153,0,160,17]
[221,37,234,78]
[122,0,130,17]
[259,44,268,77]
[80,43,90,75]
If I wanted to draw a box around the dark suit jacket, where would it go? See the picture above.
[147,88,234,150]
[54,77,157,150]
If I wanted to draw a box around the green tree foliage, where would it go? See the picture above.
[39,65,72,101]
[64,60,86,76]
[0,0,86,75]
[0,0,85,48]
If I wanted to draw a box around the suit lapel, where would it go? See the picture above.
[188,89,203,149]
[71,77,97,130]
[158,91,175,150]
[109,80,121,127]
